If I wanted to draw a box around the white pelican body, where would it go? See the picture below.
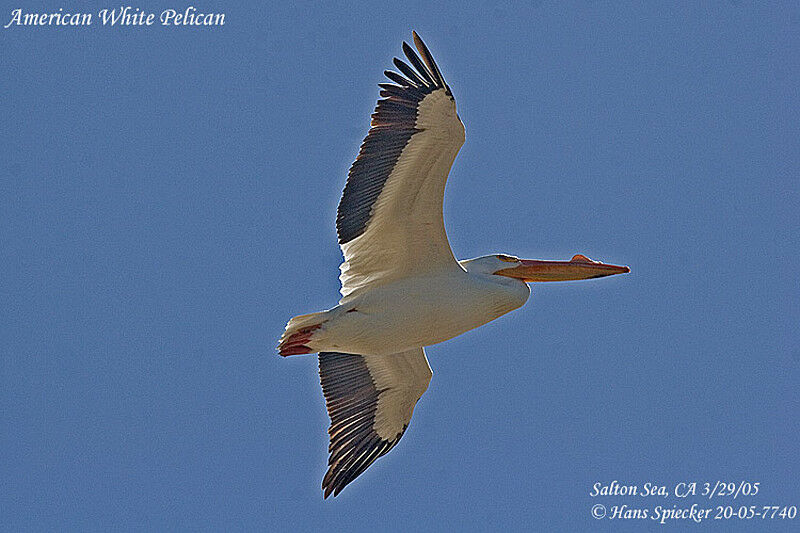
[287,259,531,357]
[278,33,629,498]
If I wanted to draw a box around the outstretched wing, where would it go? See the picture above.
[337,32,466,300]
[318,348,433,498]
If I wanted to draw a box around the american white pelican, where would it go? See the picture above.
[279,32,629,498]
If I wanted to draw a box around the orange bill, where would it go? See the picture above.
[495,254,630,282]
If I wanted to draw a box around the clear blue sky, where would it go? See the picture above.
[3,2,798,530]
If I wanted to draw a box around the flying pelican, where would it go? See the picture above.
[279,32,629,498]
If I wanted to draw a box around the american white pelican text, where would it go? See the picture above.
[4,7,225,28]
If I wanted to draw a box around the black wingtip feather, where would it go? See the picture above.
[412,32,446,89]
[383,70,411,87]
[393,57,428,88]
[402,41,436,87]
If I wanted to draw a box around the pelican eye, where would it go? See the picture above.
[497,254,519,263]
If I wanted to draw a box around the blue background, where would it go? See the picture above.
[3,2,798,530]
